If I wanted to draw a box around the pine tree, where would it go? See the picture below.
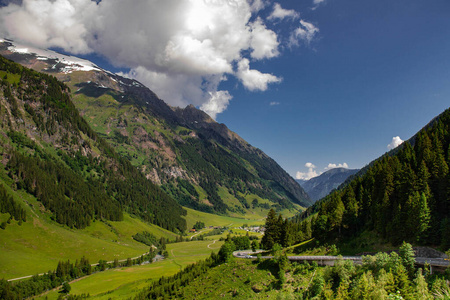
[261,209,281,250]
[417,192,431,243]
[412,269,432,300]
[399,242,415,278]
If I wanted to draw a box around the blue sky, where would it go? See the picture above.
[1,0,449,180]
[217,0,450,178]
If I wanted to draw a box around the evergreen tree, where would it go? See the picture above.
[412,269,432,300]
[251,240,259,252]
[399,242,415,278]
[417,192,431,243]
[261,209,281,250]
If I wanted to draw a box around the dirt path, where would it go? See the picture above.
[190,230,204,240]
[207,240,217,249]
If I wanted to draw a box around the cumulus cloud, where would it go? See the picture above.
[0,0,311,119]
[305,162,316,169]
[387,136,404,150]
[0,0,97,53]
[236,58,282,91]
[290,20,319,46]
[325,163,349,170]
[296,162,320,180]
[249,17,279,60]
[200,91,232,120]
[268,3,299,21]
[270,101,280,106]
[119,67,206,108]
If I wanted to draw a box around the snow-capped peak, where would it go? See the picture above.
[3,39,100,74]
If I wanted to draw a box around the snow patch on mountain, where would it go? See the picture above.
[5,39,100,74]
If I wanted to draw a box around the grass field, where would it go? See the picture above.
[37,239,224,300]
[0,185,178,280]
[0,189,262,280]
[183,206,265,236]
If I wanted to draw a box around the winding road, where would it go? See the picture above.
[233,251,449,273]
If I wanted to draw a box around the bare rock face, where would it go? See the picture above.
[144,167,162,185]
[163,166,187,179]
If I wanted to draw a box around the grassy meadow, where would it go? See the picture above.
[0,184,267,280]
[36,239,224,300]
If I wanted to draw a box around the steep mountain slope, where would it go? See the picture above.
[0,39,311,215]
[0,55,186,232]
[296,107,450,248]
[297,168,359,202]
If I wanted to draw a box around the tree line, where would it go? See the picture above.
[0,183,26,229]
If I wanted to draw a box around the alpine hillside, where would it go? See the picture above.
[0,54,187,233]
[0,39,311,216]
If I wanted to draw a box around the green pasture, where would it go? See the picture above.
[37,240,223,300]
[0,186,177,280]
[1,175,272,279]
[183,206,264,230]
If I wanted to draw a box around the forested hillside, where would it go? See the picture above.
[0,40,311,216]
[0,55,186,232]
[295,108,450,248]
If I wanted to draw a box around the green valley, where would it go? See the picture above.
[1,43,450,300]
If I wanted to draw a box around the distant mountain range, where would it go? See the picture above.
[297,168,359,202]
[0,39,311,218]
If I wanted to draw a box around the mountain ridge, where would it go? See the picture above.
[0,39,312,215]
[297,167,359,202]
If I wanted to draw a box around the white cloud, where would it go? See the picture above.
[290,19,319,46]
[120,67,206,108]
[0,0,315,119]
[305,162,316,169]
[200,90,232,120]
[236,58,282,91]
[0,0,96,54]
[250,17,279,60]
[249,0,267,12]
[296,162,320,180]
[268,3,299,21]
[297,161,351,180]
[325,163,349,170]
[387,136,404,150]
[270,101,280,106]
[312,0,326,10]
